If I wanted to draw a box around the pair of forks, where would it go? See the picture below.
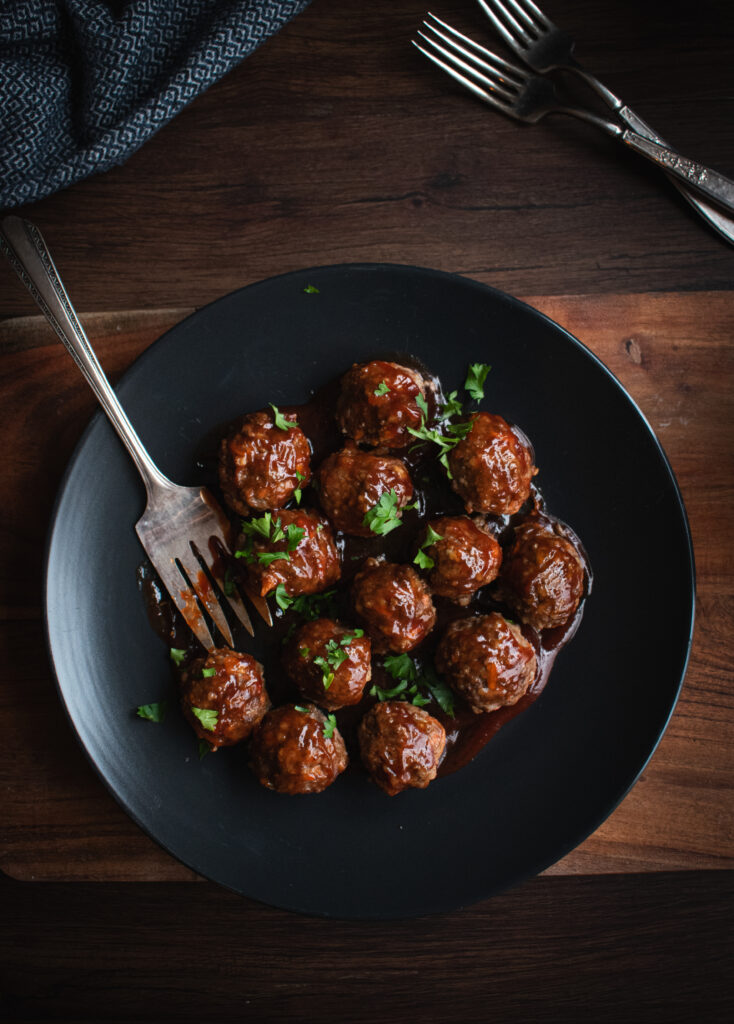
[414,1,734,239]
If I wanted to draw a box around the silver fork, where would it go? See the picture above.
[476,0,734,243]
[414,16,734,216]
[0,215,263,651]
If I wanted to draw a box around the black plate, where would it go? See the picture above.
[45,264,694,919]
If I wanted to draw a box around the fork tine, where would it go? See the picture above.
[476,0,533,48]
[511,0,553,30]
[425,15,527,85]
[193,538,255,637]
[490,0,541,33]
[144,549,215,650]
[178,546,235,647]
[417,29,517,102]
[413,39,511,112]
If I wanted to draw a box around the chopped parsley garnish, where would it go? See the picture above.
[294,704,310,713]
[222,567,237,597]
[312,630,364,689]
[441,390,464,418]
[363,488,407,537]
[191,707,218,731]
[201,667,216,678]
[413,525,444,571]
[370,654,455,716]
[464,362,492,401]
[136,702,167,723]
[198,738,211,760]
[270,403,298,431]
[169,648,186,667]
[274,583,293,611]
[235,514,305,565]
[373,380,390,397]
[275,588,339,621]
[407,396,472,480]
[293,470,306,505]
[303,284,320,294]
[322,714,337,739]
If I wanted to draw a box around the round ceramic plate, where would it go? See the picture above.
[45,264,694,919]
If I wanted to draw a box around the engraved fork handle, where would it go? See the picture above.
[566,65,734,243]
[617,132,734,214]
[0,215,171,495]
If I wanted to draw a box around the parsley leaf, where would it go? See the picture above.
[285,524,305,550]
[293,470,306,505]
[136,702,167,723]
[223,567,237,597]
[441,390,464,418]
[294,704,310,713]
[198,738,211,760]
[370,678,409,700]
[413,525,444,571]
[373,380,390,397]
[465,363,491,402]
[383,653,418,682]
[201,667,216,678]
[420,663,456,717]
[322,713,337,739]
[274,583,293,611]
[191,707,218,731]
[303,285,319,294]
[256,551,291,567]
[362,488,406,537]
[289,589,338,620]
[169,648,186,667]
[374,654,455,716]
[270,403,298,431]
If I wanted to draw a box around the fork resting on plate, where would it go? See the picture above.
[414,11,734,224]
[0,215,267,651]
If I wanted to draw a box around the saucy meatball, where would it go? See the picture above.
[283,618,372,710]
[352,560,436,652]
[219,409,311,516]
[420,515,502,603]
[318,443,414,536]
[435,613,536,714]
[249,703,348,794]
[238,508,341,600]
[448,412,536,515]
[335,360,430,449]
[358,701,446,796]
[180,648,270,750]
[500,517,586,630]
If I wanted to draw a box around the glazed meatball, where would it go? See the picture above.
[500,517,586,630]
[358,701,446,795]
[238,508,341,599]
[283,618,372,710]
[335,360,430,449]
[352,560,436,652]
[249,703,348,794]
[318,443,414,536]
[448,412,536,515]
[219,409,312,516]
[419,515,502,603]
[435,613,537,714]
[180,648,270,750]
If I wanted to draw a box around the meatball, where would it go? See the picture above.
[238,508,341,599]
[180,648,270,750]
[435,613,537,714]
[318,443,414,536]
[219,409,311,516]
[352,560,436,652]
[448,412,536,515]
[419,515,502,603]
[500,517,586,630]
[283,618,372,710]
[358,701,446,795]
[335,360,430,449]
[249,703,348,794]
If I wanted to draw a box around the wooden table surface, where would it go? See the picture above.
[1,0,732,1020]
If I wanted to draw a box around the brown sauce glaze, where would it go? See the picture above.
[142,357,592,776]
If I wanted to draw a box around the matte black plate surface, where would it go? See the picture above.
[45,265,694,918]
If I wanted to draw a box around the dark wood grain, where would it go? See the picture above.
[1,871,732,1022]
[1,0,732,320]
[1,292,731,881]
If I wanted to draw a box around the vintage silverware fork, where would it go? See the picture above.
[414,16,734,215]
[476,0,734,243]
[0,215,265,651]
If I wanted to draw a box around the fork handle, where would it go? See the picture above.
[0,216,172,496]
[619,132,734,215]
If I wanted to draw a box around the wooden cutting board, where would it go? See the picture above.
[1,291,731,882]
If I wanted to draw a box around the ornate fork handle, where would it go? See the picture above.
[617,133,734,213]
[0,215,171,497]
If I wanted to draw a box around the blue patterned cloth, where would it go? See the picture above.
[0,0,311,208]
